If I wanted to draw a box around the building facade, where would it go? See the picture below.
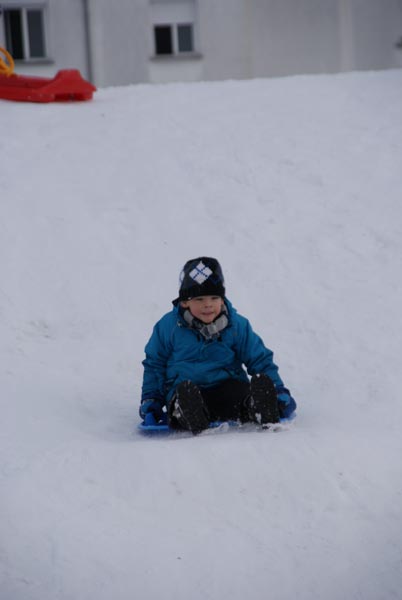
[1,0,401,87]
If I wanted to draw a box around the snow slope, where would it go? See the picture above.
[1,69,402,600]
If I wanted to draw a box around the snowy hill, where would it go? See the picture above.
[1,69,402,600]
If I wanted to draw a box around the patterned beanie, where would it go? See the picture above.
[175,257,226,303]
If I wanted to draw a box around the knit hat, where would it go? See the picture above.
[175,257,226,304]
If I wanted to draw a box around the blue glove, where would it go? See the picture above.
[139,399,164,421]
[277,390,297,418]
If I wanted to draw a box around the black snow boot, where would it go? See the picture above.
[169,380,210,434]
[248,374,280,425]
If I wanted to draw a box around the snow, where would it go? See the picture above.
[1,68,402,600]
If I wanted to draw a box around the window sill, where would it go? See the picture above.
[150,52,202,62]
[14,58,55,65]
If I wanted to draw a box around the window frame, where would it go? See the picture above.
[153,21,195,57]
[2,4,48,62]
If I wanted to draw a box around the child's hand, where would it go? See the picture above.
[139,399,164,421]
[277,390,297,418]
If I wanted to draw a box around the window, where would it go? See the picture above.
[177,24,193,53]
[154,25,173,55]
[3,6,47,60]
[154,23,194,56]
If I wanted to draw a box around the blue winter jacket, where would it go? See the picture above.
[141,299,287,405]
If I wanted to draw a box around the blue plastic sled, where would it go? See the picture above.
[138,411,294,435]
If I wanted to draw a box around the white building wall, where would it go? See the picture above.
[198,0,402,80]
[348,0,402,70]
[149,57,203,84]
[197,0,253,81]
[1,0,401,86]
[249,0,341,77]
[159,0,402,84]
[87,0,149,87]
[49,0,87,75]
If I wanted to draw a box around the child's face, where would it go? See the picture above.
[181,296,224,324]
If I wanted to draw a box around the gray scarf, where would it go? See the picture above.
[183,305,229,341]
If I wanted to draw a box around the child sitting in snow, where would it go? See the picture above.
[140,257,296,434]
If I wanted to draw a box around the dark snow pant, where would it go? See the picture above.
[200,378,251,422]
[169,377,280,430]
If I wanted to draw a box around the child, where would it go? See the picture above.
[140,257,296,434]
